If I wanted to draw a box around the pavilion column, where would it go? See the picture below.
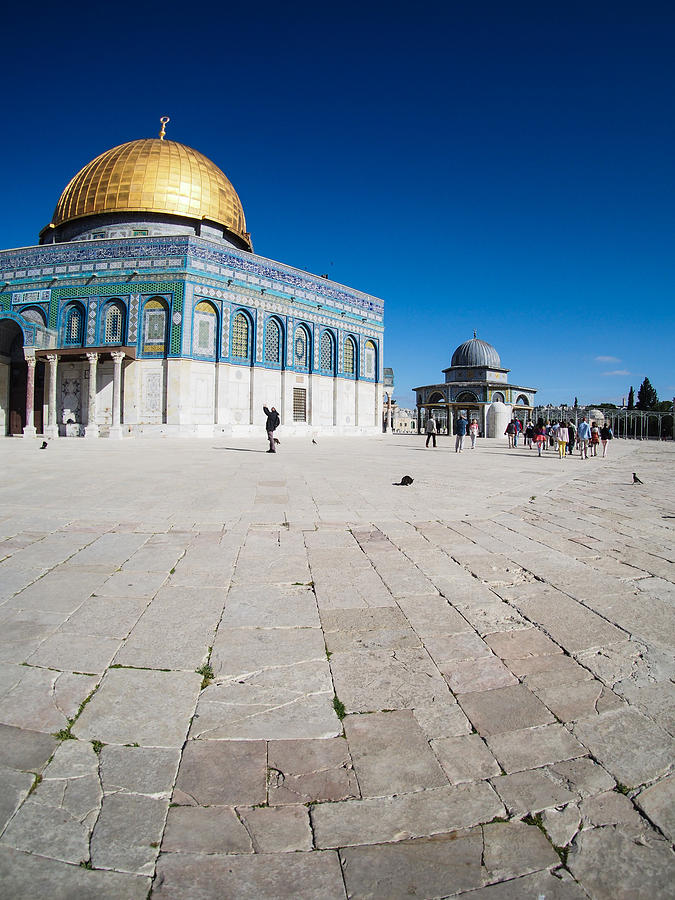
[44,354,59,439]
[85,352,99,438]
[109,351,125,439]
[23,355,37,438]
[386,393,392,433]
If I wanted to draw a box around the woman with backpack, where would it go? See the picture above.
[600,422,613,457]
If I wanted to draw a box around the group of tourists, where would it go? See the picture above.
[506,416,613,459]
[425,414,480,452]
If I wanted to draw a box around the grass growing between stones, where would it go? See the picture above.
[91,740,104,754]
[333,695,346,719]
[196,663,214,689]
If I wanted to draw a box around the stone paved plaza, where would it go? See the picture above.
[0,433,673,899]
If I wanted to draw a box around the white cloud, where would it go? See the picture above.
[595,355,621,363]
[602,369,631,376]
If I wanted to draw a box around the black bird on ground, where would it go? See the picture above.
[393,475,414,486]
[632,473,643,484]
[312,439,318,445]
[40,441,48,450]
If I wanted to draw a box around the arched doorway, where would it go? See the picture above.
[0,319,44,435]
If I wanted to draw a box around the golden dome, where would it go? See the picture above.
[49,138,251,248]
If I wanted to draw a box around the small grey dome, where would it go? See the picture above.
[451,337,501,368]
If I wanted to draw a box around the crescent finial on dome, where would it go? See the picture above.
[159,116,170,140]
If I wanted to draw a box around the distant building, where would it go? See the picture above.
[413,334,537,436]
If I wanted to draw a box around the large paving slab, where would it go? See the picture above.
[0,435,673,898]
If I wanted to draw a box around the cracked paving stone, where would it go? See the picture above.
[329,648,451,713]
[486,724,587,773]
[344,709,447,796]
[0,766,34,832]
[238,805,313,852]
[267,738,359,805]
[567,824,675,900]
[320,607,420,652]
[572,708,673,788]
[312,781,504,848]
[430,734,501,784]
[458,684,555,736]
[99,745,180,796]
[491,768,578,816]
[482,819,559,882]
[0,846,150,899]
[0,665,98,733]
[579,791,648,834]
[541,804,582,847]
[72,668,202,748]
[462,869,588,899]
[173,740,266,806]
[533,679,624,722]
[91,793,168,875]
[0,723,58,771]
[153,850,346,900]
[339,828,485,899]
[635,775,675,841]
[162,804,253,854]
[412,702,473,738]
[441,655,518,693]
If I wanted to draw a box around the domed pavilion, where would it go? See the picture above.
[0,120,383,438]
[413,333,537,436]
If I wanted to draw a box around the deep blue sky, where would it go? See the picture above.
[2,2,673,407]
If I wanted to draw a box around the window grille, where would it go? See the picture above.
[320,331,334,371]
[265,319,281,363]
[232,313,250,358]
[294,329,308,367]
[143,300,166,353]
[344,338,355,374]
[65,308,83,345]
[364,340,376,379]
[194,301,216,356]
[105,305,123,343]
[293,388,307,422]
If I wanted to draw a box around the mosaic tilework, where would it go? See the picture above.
[221,306,230,357]
[255,308,263,362]
[182,283,194,357]
[128,294,140,343]
[0,235,383,317]
[0,293,11,312]
[87,300,98,344]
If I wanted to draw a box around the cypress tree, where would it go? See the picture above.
[627,386,635,409]
[636,377,658,410]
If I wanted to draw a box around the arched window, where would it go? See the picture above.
[320,330,335,373]
[142,298,168,356]
[456,391,478,403]
[193,300,217,358]
[21,308,46,327]
[428,391,445,403]
[231,311,252,360]
[343,336,356,376]
[492,392,505,403]
[294,325,311,370]
[516,394,529,406]
[364,340,377,380]
[63,305,84,346]
[264,318,282,364]
[103,301,125,344]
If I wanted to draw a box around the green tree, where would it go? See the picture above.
[636,377,658,410]
[574,397,578,408]
[627,386,635,409]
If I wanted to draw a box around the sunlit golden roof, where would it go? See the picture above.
[49,138,251,247]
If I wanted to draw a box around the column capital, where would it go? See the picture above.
[111,351,126,363]
[46,353,58,363]
[26,356,37,369]
[86,352,99,364]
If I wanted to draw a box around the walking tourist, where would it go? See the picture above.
[504,420,515,448]
[535,419,547,457]
[424,415,437,448]
[557,421,569,459]
[590,422,600,456]
[525,421,534,449]
[263,404,280,453]
[577,417,591,459]
[514,418,522,447]
[600,421,613,457]
[455,415,468,452]
[469,418,480,449]
[567,420,576,456]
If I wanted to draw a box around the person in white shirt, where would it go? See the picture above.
[557,422,569,459]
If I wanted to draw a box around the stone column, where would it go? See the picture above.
[109,351,125,439]
[44,354,59,439]
[22,355,37,438]
[386,393,392,433]
[85,353,99,438]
